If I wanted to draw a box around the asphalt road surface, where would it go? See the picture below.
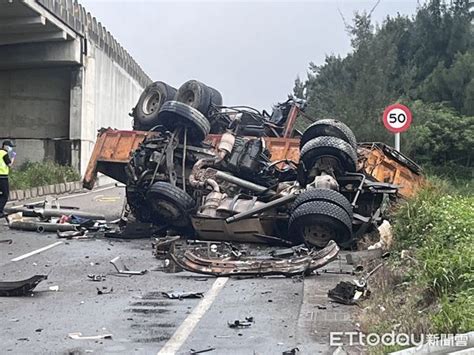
[0,186,360,355]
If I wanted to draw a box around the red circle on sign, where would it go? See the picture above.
[382,103,412,133]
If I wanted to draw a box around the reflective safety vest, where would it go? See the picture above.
[0,150,9,176]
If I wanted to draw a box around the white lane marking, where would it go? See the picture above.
[11,241,63,262]
[157,277,229,355]
[10,185,117,209]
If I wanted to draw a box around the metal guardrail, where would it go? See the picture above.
[35,0,152,87]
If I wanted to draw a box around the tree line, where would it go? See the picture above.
[294,0,473,177]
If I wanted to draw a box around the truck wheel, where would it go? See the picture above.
[134,81,177,130]
[175,80,212,115]
[157,101,210,143]
[300,119,357,151]
[291,188,352,219]
[208,86,223,107]
[146,181,196,231]
[299,136,357,180]
[288,200,352,248]
[126,187,153,223]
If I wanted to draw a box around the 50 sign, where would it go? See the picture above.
[389,111,407,124]
[383,104,412,133]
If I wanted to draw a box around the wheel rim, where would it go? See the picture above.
[303,224,336,247]
[151,200,187,226]
[181,90,195,105]
[143,91,161,115]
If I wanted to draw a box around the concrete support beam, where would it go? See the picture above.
[0,30,67,46]
[23,0,77,40]
[0,15,46,32]
[0,38,81,69]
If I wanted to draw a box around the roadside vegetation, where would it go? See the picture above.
[294,0,473,181]
[10,161,81,190]
[359,178,474,354]
[293,1,473,352]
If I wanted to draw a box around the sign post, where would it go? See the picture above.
[394,132,400,151]
[382,103,412,152]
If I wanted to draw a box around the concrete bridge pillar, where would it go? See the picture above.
[0,0,152,177]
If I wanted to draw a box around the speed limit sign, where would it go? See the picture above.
[383,103,412,133]
[382,103,412,152]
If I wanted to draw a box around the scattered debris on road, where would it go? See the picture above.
[87,274,106,282]
[328,263,383,304]
[367,220,393,251]
[110,256,148,276]
[228,317,254,328]
[170,240,339,277]
[328,280,368,305]
[5,200,109,235]
[0,238,12,244]
[8,216,80,233]
[282,348,300,355]
[68,332,113,340]
[0,275,47,296]
[152,235,181,258]
[190,347,216,354]
[161,291,204,299]
[57,230,88,239]
[97,287,113,295]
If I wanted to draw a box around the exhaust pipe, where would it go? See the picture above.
[226,193,297,224]
[215,171,272,194]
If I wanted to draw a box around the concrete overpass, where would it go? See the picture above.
[0,0,152,174]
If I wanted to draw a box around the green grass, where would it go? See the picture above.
[421,164,473,196]
[360,177,474,354]
[9,161,81,190]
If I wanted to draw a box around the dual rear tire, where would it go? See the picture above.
[291,119,357,247]
[133,81,177,131]
[298,119,358,186]
[288,188,353,248]
[133,80,222,134]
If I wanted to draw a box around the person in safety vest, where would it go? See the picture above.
[0,140,15,218]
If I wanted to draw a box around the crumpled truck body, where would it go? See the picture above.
[83,130,423,199]
[82,128,300,189]
[357,142,424,199]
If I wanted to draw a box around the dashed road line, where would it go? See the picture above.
[11,241,63,262]
[157,277,229,355]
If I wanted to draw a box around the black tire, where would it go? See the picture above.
[288,201,352,248]
[146,182,196,230]
[126,187,153,223]
[300,119,357,150]
[291,188,352,219]
[157,101,210,143]
[208,86,223,107]
[175,80,212,115]
[133,81,177,130]
[299,136,357,179]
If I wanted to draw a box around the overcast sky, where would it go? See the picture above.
[80,0,419,110]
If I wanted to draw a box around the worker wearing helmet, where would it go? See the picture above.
[0,140,15,218]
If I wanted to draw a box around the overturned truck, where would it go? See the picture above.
[84,80,424,248]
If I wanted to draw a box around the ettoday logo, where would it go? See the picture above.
[329,332,469,348]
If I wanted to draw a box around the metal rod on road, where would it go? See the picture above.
[36,208,106,220]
